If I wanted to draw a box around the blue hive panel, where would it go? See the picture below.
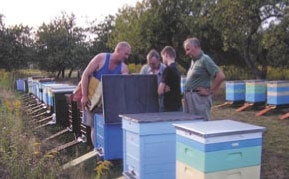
[177,135,262,152]
[94,114,123,160]
[267,81,289,105]
[225,81,245,101]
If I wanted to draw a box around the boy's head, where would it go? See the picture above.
[161,46,176,65]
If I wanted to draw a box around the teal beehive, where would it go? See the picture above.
[174,120,266,179]
[245,80,266,103]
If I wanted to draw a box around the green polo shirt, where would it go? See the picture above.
[185,52,219,91]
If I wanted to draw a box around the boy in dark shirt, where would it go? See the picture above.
[158,46,181,111]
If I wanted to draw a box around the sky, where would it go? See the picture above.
[0,0,139,27]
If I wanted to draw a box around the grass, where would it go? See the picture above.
[0,69,122,179]
[1,68,289,178]
[0,70,64,179]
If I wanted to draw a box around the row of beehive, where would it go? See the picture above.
[17,77,266,179]
[226,80,289,105]
[18,75,161,161]
[18,77,76,125]
[18,77,92,146]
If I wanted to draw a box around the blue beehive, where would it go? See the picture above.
[267,81,289,105]
[28,77,43,94]
[23,79,28,92]
[34,79,54,99]
[38,81,55,102]
[225,81,245,102]
[16,79,20,90]
[34,79,41,96]
[48,86,75,109]
[42,84,69,105]
[27,77,43,94]
[16,79,27,92]
[16,79,21,91]
[50,86,76,126]
[28,77,33,94]
[174,120,265,179]
[93,75,160,161]
[180,75,186,94]
[94,114,123,160]
[33,80,38,96]
[245,80,266,103]
[121,112,204,179]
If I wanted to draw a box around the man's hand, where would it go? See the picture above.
[158,82,170,95]
[81,96,89,109]
[164,85,171,93]
[197,87,212,96]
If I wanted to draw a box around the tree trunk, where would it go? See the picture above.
[56,70,61,79]
[61,68,65,78]
[243,37,262,79]
[77,70,82,81]
[68,68,73,78]
[261,64,267,79]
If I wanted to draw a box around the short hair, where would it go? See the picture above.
[161,46,176,59]
[183,37,201,48]
[115,41,131,51]
[146,49,160,61]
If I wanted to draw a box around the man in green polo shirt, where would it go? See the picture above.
[183,37,225,120]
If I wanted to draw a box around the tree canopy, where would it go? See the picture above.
[0,0,288,79]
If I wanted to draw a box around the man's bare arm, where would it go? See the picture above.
[121,63,129,74]
[210,71,225,95]
[158,82,166,96]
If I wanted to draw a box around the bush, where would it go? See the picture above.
[128,64,142,74]
[219,65,289,81]
[266,66,289,80]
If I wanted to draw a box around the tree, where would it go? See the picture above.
[210,0,288,79]
[108,0,230,69]
[36,12,89,78]
[0,15,35,71]
[108,4,147,64]
[262,5,289,68]
[89,15,115,56]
